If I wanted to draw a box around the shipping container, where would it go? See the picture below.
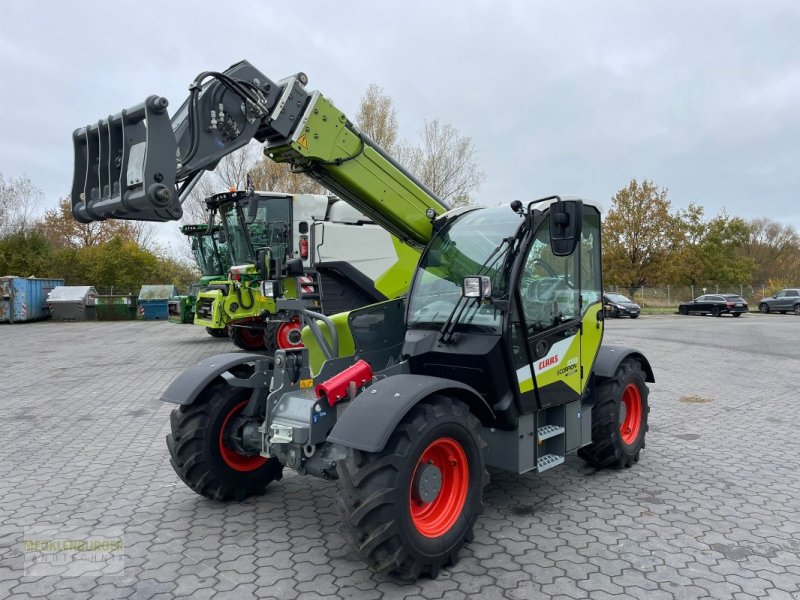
[95,295,138,321]
[0,276,65,323]
[47,286,98,321]
[137,285,177,320]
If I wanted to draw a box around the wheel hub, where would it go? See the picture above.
[413,462,443,504]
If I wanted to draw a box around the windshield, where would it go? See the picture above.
[407,207,524,334]
[219,203,252,264]
[191,233,226,276]
[606,293,633,303]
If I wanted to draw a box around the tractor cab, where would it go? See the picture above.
[404,199,603,430]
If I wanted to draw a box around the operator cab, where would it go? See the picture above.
[404,198,603,429]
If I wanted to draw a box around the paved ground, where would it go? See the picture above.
[1,314,799,600]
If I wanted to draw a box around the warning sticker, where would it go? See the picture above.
[297,134,309,150]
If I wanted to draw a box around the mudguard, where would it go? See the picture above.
[327,374,494,453]
[161,352,265,405]
[593,345,655,382]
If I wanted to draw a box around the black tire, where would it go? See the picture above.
[166,378,283,501]
[578,358,649,469]
[228,324,266,351]
[732,312,741,318]
[679,306,688,315]
[794,304,800,316]
[262,322,279,356]
[205,326,229,338]
[759,303,770,314]
[336,396,488,580]
[712,307,721,317]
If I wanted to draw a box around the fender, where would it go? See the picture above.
[327,374,495,453]
[593,345,655,383]
[161,352,265,405]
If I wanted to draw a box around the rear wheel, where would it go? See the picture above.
[679,306,688,315]
[228,323,266,351]
[712,307,721,317]
[759,303,770,314]
[732,312,742,318]
[166,379,283,500]
[794,304,800,315]
[579,358,649,469]
[205,326,229,338]
[336,396,488,580]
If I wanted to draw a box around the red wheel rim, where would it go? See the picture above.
[237,326,264,350]
[218,400,268,471]
[619,383,642,445]
[276,319,303,349]
[409,437,469,538]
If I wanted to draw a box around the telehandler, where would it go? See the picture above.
[72,60,653,580]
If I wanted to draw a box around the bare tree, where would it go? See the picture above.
[355,83,399,152]
[249,160,325,195]
[0,173,43,235]
[401,119,485,208]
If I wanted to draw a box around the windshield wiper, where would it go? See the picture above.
[438,236,515,344]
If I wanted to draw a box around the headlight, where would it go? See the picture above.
[260,281,274,297]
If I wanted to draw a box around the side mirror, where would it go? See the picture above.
[550,200,582,257]
[773,294,777,298]
[463,276,492,299]
[256,247,271,280]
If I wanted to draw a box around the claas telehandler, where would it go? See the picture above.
[71,60,653,580]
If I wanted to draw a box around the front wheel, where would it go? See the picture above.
[228,323,266,351]
[579,358,649,469]
[759,303,770,314]
[336,396,488,580]
[712,307,721,317]
[205,326,229,338]
[166,379,283,500]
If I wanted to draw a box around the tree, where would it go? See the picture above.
[671,205,754,286]
[355,83,399,152]
[602,179,677,293]
[0,229,51,277]
[739,217,800,286]
[248,160,325,195]
[0,173,42,235]
[401,119,484,208]
[39,197,155,249]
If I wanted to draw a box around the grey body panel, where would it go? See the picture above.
[161,352,264,405]
[593,345,654,383]
[327,374,494,453]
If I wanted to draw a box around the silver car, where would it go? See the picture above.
[758,289,800,314]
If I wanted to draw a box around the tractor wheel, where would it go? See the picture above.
[166,379,282,501]
[205,327,229,338]
[578,358,649,469]
[336,395,488,580]
[759,303,770,314]
[228,324,266,351]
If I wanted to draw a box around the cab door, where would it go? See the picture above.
[517,214,582,409]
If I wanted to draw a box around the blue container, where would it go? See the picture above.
[137,285,177,320]
[0,276,65,323]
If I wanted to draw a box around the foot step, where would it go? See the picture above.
[537,454,564,472]
[537,425,565,441]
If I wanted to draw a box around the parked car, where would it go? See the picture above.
[758,288,800,315]
[603,293,641,318]
[678,294,748,317]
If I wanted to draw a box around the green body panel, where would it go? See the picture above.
[267,94,445,250]
[373,236,421,299]
[580,303,604,389]
[193,283,277,329]
[300,311,357,375]
[168,295,195,324]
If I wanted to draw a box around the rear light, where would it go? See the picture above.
[299,236,309,260]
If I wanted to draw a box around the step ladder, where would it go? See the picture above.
[536,423,565,473]
[298,271,323,312]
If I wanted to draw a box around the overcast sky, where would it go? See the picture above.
[1,0,798,251]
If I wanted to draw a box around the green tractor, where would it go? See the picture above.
[72,60,654,581]
[168,223,231,329]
